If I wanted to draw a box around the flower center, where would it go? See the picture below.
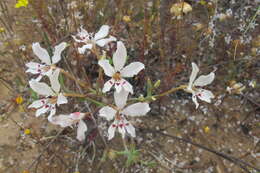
[112,72,121,81]
[48,96,58,104]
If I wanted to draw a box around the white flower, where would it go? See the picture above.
[72,25,116,54]
[49,112,88,141]
[99,90,150,140]
[186,62,215,109]
[98,41,145,94]
[26,42,67,81]
[28,69,68,120]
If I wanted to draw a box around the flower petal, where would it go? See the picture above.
[49,114,74,127]
[49,68,60,93]
[48,106,56,120]
[120,62,145,78]
[32,42,51,65]
[125,121,136,138]
[192,93,199,109]
[114,89,129,109]
[28,99,46,109]
[98,59,115,77]
[196,89,215,103]
[94,25,109,41]
[29,80,55,96]
[193,72,215,87]
[113,41,127,71]
[77,120,88,141]
[118,123,126,138]
[78,44,93,54]
[26,62,43,69]
[52,42,67,64]
[57,93,68,105]
[96,36,116,47]
[122,103,150,117]
[188,62,199,89]
[122,79,133,94]
[108,123,116,140]
[114,80,123,93]
[102,79,114,93]
[35,106,49,117]
[99,106,117,121]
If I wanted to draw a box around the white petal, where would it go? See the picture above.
[99,106,116,121]
[114,89,129,109]
[120,62,145,78]
[114,80,123,93]
[108,123,116,140]
[118,124,126,139]
[196,89,215,103]
[113,41,127,71]
[98,60,115,77]
[26,62,43,69]
[77,120,88,141]
[70,112,85,120]
[48,106,56,119]
[192,93,199,109]
[35,106,49,117]
[122,79,133,94]
[28,99,46,108]
[49,68,60,93]
[94,25,109,41]
[78,44,93,54]
[29,80,55,96]
[122,103,150,117]
[32,42,51,65]
[26,68,40,74]
[49,114,74,127]
[57,93,68,105]
[193,72,215,87]
[102,79,114,93]
[125,121,136,138]
[52,42,67,64]
[96,36,116,47]
[188,62,199,89]
[35,75,43,82]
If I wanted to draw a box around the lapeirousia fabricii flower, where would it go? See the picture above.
[28,69,68,120]
[185,62,215,109]
[49,112,88,141]
[26,42,67,81]
[99,90,150,140]
[98,41,145,94]
[72,25,116,54]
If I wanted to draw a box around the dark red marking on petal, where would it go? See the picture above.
[45,105,49,108]
[122,81,126,85]
[109,80,113,85]
[112,124,117,128]
[116,83,120,86]
[125,123,129,126]
[119,124,124,128]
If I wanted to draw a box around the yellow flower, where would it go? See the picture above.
[24,129,31,135]
[15,0,28,8]
[123,16,131,22]
[204,126,210,133]
[15,96,23,104]
[0,27,5,33]
[22,170,30,173]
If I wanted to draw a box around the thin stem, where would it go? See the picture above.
[59,68,91,90]
[154,85,187,98]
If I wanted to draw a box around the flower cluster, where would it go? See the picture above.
[26,25,216,142]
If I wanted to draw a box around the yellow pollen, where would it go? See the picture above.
[15,96,23,104]
[112,72,121,81]
[49,96,58,104]
[24,129,31,135]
